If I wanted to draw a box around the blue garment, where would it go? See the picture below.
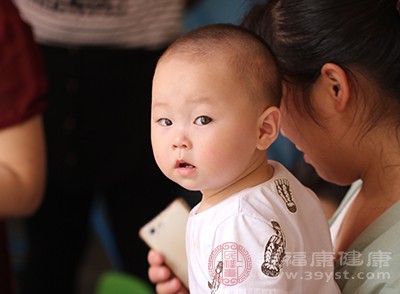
[268,133,302,170]
[184,0,264,30]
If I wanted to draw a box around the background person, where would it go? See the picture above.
[0,0,47,292]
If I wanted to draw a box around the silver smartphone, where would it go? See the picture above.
[139,197,190,288]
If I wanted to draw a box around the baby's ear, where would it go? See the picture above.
[256,106,280,150]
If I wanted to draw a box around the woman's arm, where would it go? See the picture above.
[0,114,46,217]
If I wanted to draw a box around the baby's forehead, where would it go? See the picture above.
[160,44,234,64]
[153,56,253,103]
[157,51,236,77]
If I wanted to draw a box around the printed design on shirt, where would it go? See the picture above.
[261,220,286,277]
[30,0,125,15]
[274,178,297,213]
[208,261,223,294]
[208,242,252,292]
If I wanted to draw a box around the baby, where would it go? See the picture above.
[150,23,340,293]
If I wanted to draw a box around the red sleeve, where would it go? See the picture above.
[0,0,47,129]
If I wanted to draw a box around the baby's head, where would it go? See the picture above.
[157,23,282,109]
[151,23,282,193]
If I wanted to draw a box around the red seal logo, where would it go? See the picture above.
[208,242,252,286]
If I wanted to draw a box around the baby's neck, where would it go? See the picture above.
[197,160,274,213]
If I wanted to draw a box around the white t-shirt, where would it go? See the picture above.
[13,0,185,48]
[186,160,340,293]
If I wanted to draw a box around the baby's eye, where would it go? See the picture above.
[157,118,173,126]
[194,116,212,126]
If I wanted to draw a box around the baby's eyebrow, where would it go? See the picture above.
[151,100,169,109]
[152,94,216,109]
[186,95,214,105]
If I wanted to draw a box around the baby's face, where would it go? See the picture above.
[151,56,264,193]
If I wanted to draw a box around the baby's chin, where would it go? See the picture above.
[177,182,201,192]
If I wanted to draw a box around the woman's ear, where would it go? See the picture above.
[256,106,280,150]
[320,63,350,112]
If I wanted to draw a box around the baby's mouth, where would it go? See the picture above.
[176,161,195,169]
